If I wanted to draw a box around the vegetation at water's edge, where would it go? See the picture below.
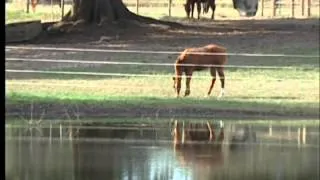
[5,116,320,127]
[6,92,319,118]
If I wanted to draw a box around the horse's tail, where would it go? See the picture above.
[219,46,228,65]
[174,57,183,77]
[174,52,187,82]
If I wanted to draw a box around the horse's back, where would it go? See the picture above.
[204,44,227,53]
[177,44,227,66]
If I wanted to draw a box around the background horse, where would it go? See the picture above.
[184,0,217,20]
[172,44,227,98]
[184,0,205,19]
[203,0,217,20]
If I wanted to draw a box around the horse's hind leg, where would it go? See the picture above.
[211,4,216,20]
[217,67,225,98]
[207,67,216,96]
[196,1,201,19]
[191,3,195,19]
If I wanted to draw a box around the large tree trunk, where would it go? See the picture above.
[62,0,181,26]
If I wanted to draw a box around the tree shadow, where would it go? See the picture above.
[5,17,319,46]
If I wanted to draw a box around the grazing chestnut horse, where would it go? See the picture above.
[172,44,227,98]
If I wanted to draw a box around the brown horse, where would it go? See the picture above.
[172,44,227,98]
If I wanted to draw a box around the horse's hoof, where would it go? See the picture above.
[217,95,224,100]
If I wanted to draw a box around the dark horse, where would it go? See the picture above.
[172,44,227,98]
[184,0,216,20]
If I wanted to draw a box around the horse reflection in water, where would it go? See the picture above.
[171,120,225,173]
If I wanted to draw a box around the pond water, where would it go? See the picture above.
[5,120,320,180]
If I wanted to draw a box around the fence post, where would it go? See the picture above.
[169,0,172,17]
[51,0,54,21]
[273,0,276,16]
[301,0,305,16]
[307,0,311,16]
[26,0,30,13]
[261,0,264,16]
[61,0,65,19]
[292,0,295,18]
[136,0,139,14]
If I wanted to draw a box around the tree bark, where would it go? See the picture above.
[62,0,181,27]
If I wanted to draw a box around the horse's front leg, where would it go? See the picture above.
[217,67,225,98]
[176,77,182,98]
[184,72,193,97]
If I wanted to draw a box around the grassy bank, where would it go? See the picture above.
[5,91,319,119]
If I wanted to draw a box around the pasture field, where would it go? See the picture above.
[5,15,320,120]
[5,0,320,24]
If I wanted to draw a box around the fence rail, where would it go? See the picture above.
[6,57,319,69]
[6,46,320,58]
[5,69,318,81]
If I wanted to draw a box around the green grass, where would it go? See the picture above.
[6,51,320,118]
[5,3,66,24]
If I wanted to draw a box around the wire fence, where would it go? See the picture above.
[5,46,320,58]
[5,69,318,82]
[6,57,317,69]
[5,46,319,82]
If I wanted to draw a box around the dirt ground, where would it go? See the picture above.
[5,18,320,120]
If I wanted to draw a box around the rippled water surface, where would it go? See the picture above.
[5,120,320,180]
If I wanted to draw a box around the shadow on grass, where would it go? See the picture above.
[5,93,319,120]
[5,17,319,46]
